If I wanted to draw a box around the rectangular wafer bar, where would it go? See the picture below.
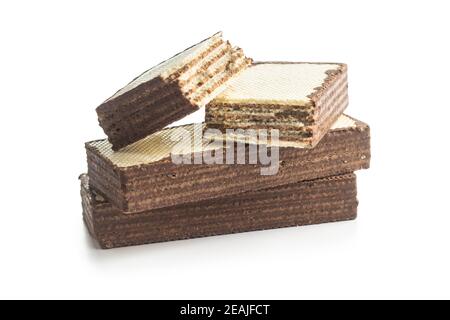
[96,32,252,150]
[206,62,348,148]
[86,115,370,213]
[81,173,358,249]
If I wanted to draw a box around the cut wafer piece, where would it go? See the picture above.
[96,32,252,150]
[81,173,358,249]
[85,114,370,214]
[206,62,348,148]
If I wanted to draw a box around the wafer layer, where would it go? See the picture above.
[81,173,358,249]
[206,62,349,148]
[96,32,252,150]
[85,114,370,213]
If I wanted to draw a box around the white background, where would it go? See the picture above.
[1,0,449,300]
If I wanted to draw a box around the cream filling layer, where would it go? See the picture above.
[190,54,250,106]
[204,114,356,148]
[181,48,240,96]
[178,41,230,83]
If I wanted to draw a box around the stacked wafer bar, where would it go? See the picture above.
[83,33,371,249]
[81,173,358,249]
[206,62,349,148]
[86,115,370,214]
[97,32,252,150]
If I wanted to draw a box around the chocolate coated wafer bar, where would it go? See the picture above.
[96,32,252,150]
[81,173,358,249]
[206,62,348,148]
[86,115,370,213]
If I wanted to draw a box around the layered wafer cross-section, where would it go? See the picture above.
[206,62,349,148]
[96,32,252,150]
[81,173,358,249]
[85,115,370,214]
